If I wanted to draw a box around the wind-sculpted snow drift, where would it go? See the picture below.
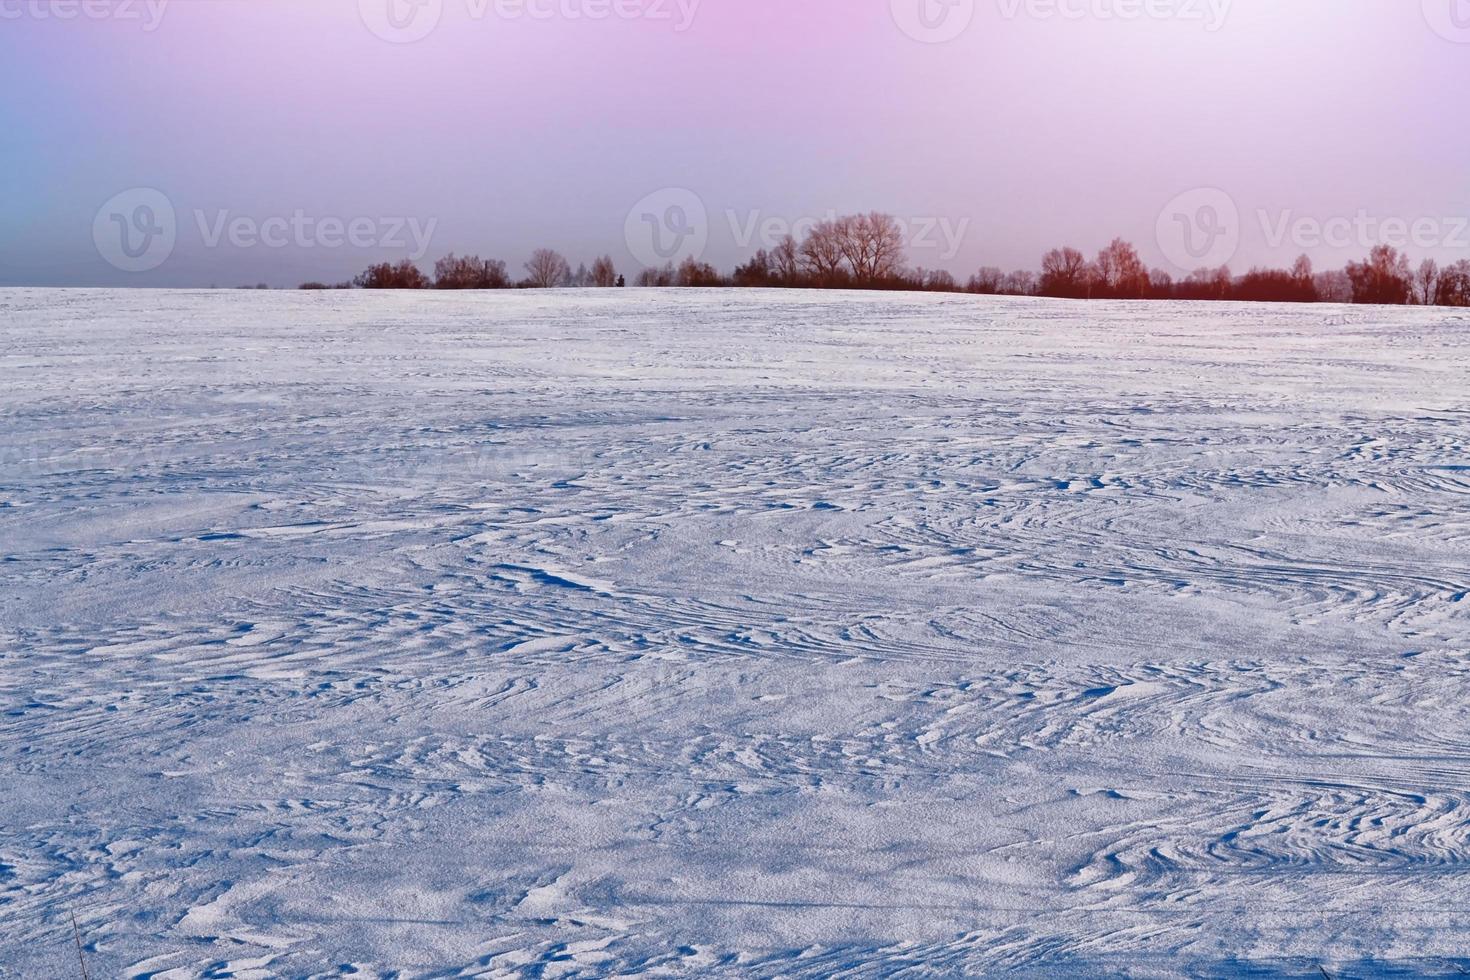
[2,288,1469,977]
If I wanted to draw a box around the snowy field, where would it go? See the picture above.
[3,287,1470,978]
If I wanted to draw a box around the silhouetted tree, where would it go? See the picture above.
[996,271,1027,295]
[591,255,618,287]
[1232,265,1317,303]
[771,235,802,285]
[834,212,906,284]
[1209,265,1233,299]
[676,256,724,286]
[1176,266,1232,301]
[1435,259,1470,306]
[434,253,509,289]
[1346,245,1411,305]
[1001,270,1037,296]
[967,267,1004,294]
[1414,259,1440,306]
[335,220,1458,310]
[799,220,848,286]
[1095,238,1150,299]
[733,249,773,287]
[1147,269,1174,299]
[925,269,958,291]
[1039,247,1089,298]
[525,248,572,288]
[1080,262,1105,300]
[1291,254,1314,290]
[636,262,676,287]
[1313,269,1353,304]
[354,260,429,289]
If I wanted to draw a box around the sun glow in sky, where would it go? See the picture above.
[2,0,1468,285]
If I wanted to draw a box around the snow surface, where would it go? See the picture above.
[2,287,1469,978]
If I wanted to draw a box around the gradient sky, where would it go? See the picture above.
[3,0,1469,286]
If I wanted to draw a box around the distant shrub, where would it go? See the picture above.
[925,269,958,291]
[636,263,676,287]
[1230,257,1317,303]
[676,256,724,287]
[434,254,509,289]
[353,260,430,289]
[1436,260,1470,306]
[1346,245,1412,305]
[733,250,773,287]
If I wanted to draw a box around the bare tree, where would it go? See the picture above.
[1002,270,1037,296]
[1210,265,1233,299]
[1414,258,1440,306]
[1313,269,1353,304]
[733,249,772,287]
[1291,254,1314,286]
[835,212,905,284]
[799,220,847,285]
[1095,238,1150,299]
[866,213,907,281]
[1436,259,1470,306]
[1346,245,1412,305]
[1177,265,1232,301]
[1039,247,1088,298]
[525,248,572,288]
[591,255,618,287]
[636,262,676,287]
[1232,265,1318,303]
[967,267,1004,294]
[1147,269,1174,298]
[1080,262,1105,300]
[772,235,801,284]
[434,253,509,289]
[925,269,958,292]
[832,215,862,278]
[676,256,723,286]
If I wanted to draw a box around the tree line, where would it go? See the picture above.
[313,213,1470,307]
[301,250,624,291]
[1020,240,1470,306]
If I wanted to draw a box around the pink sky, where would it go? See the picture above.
[3,0,1468,285]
